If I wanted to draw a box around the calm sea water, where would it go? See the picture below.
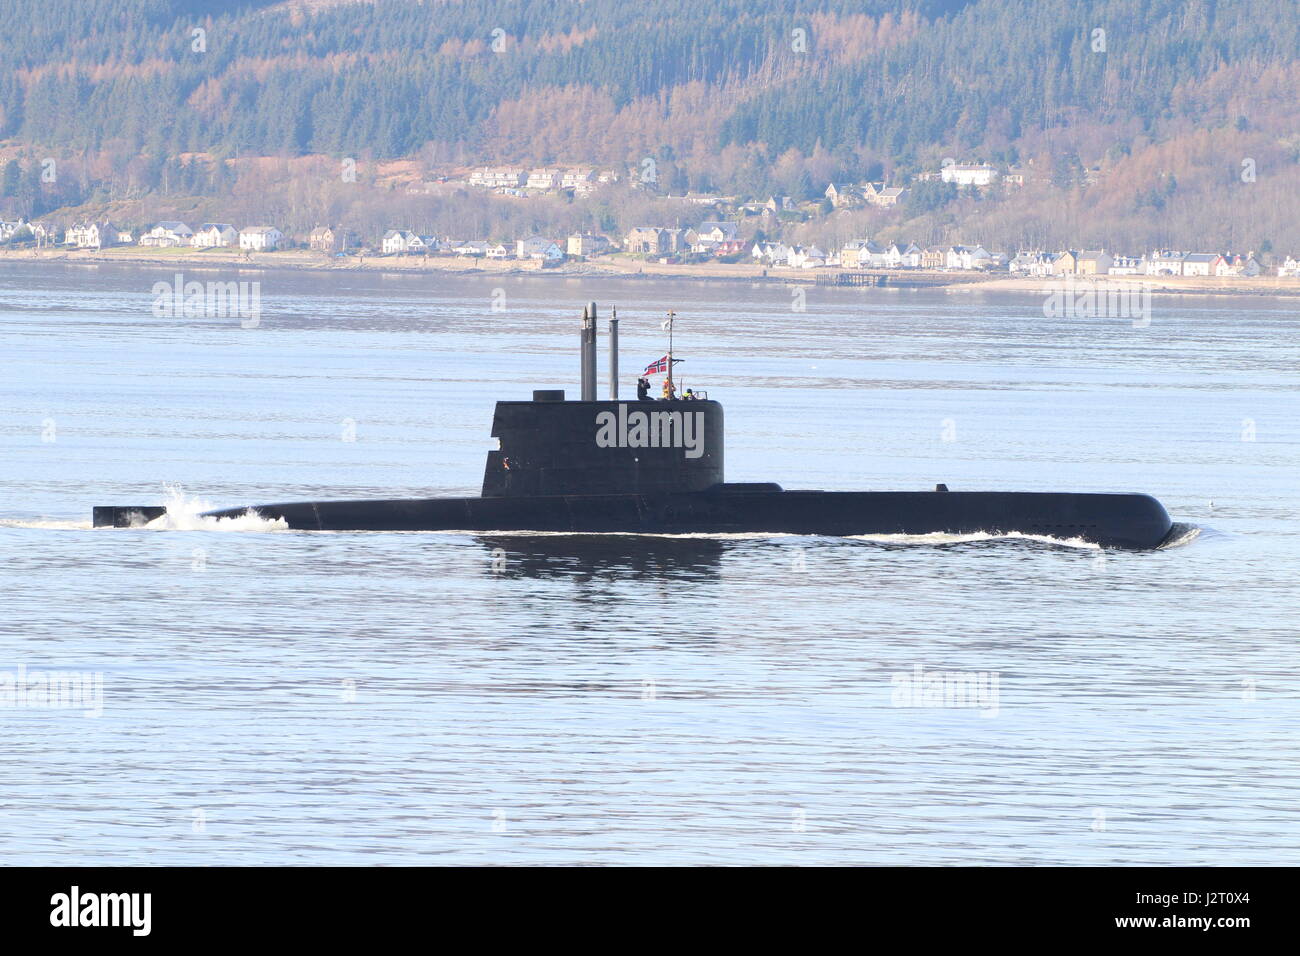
[1,262,1296,865]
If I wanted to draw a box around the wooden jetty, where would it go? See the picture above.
[815,271,889,287]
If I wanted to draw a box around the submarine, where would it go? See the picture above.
[93,302,1176,550]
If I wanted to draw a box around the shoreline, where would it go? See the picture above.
[5,246,1300,298]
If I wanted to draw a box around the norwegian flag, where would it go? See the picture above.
[643,355,682,376]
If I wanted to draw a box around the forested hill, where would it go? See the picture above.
[2,0,956,163]
[4,0,1297,189]
[3,0,1300,253]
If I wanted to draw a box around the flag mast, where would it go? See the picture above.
[665,310,676,396]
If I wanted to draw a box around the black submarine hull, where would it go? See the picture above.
[90,303,1180,550]
[182,486,1172,549]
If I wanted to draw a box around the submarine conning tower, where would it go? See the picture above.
[482,302,724,498]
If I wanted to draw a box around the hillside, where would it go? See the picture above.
[3,0,1299,252]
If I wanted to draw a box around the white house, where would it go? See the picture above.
[788,245,826,269]
[941,163,999,187]
[513,236,565,261]
[751,240,790,265]
[526,168,561,190]
[239,226,283,251]
[1010,250,1055,276]
[696,221,740,242]
[863,240,890,268]
[884,242,922,269]
[139,222,193,247]
[1277,255,1300,277]
[65,221,119,249]
[1144,250,1186,275]
[382,230,432,255]
[382,230,410,254]
[515,236,552,259]
[193,223,238,248]
[469,166,525,188]
[945,245,994,270]
[689,220,740,254]
[946,245,977,270]
[1108,255,1142,275]
[560,168,595,190]
[485,243,510,259]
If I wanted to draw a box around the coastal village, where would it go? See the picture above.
[3,160,1297,280]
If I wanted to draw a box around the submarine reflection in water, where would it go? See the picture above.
[92,301,1178,550]
[475,535,726,581]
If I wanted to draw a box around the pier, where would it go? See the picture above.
[815,271,889,287]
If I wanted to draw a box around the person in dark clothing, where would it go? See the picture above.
[636,377,653,401]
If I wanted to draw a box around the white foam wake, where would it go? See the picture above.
[0,518,92,530]
[848,530,1101,549]
[140,486,288,532]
